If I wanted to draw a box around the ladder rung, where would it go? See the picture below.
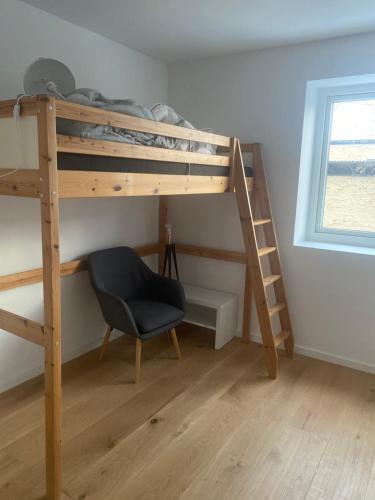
[258,246,277,257]
[254,218,272,226]
[268,302,286,316]
[263,274,281,287]
[274,330,291,347]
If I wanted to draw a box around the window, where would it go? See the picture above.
[295,74,375,255]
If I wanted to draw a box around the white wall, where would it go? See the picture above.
[168,32,375,373]
[0,0,168,391]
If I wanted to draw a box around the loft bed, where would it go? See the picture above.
[0,96,253,198]
[0,95,293,500]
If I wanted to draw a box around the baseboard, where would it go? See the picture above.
[236,330,375,375]
[3,327,374,393]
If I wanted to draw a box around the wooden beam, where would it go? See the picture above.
[0,244,160,292]
[57,170,241,198]
[55,100,231,148]
[136,243,162,257]
[0,308,44,346]
[38,97,62,500]
[0,259,86,292]
[1,242,250,292]
[0,170,41,198]
[57,135,230,167]
[240,144,255,153]
[0,97,43,118]
[175,243,246,264]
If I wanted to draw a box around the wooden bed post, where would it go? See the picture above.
[158,196,168,274]
[38,97,62,500]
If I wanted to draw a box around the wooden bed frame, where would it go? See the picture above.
[0,95,293,500]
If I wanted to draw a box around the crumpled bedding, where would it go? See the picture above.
[56,88,216,155]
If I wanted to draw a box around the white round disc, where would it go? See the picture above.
[23,58,76,96]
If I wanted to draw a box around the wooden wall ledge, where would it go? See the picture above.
[0,242,246,293]
[175,243,246,264]
[0,243,160,292]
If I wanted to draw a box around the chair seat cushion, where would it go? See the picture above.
[127,299,184,334]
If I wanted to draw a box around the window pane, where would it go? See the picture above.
[322,99,375,233]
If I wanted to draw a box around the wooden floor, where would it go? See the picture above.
[0,324,374,500]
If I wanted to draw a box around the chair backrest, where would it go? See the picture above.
[87,247,151,301]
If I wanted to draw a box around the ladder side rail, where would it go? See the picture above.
[242,166,258,344]
[251,143,293,356]
[233,140,278,378]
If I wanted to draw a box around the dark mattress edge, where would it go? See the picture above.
[57,153,254,178]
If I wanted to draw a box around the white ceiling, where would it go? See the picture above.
[21,0,375,63]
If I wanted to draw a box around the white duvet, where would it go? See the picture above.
[56,88,216,155]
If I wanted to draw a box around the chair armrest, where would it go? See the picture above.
[95,288,139,337]
[148,273,186,312]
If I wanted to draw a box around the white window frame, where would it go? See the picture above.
[294,73,375,256]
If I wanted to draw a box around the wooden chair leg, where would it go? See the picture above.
[170,328,182,360]
[99,325,113,361]
[135,338,142,383]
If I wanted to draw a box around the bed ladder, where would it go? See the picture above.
[232,140,294,379]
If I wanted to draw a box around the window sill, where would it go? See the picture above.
[294,239,375,256]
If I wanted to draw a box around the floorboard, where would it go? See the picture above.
[0,324,374,500]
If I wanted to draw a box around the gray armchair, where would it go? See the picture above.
[87,246,186,382]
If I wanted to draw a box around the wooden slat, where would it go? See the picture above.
[253,218,272,226]
[57,135,230,167]
[57,170,241,198]
[258,246,277,257]
[175,243,246,264]
[0,308,44,346]
[0,170,41,198]
[268,302,286,317]
[263,274,281,287]
[0,244,160,292]
[274,330,291,347]
[55,100,231,148]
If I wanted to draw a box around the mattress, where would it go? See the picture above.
[57,153,254,177]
